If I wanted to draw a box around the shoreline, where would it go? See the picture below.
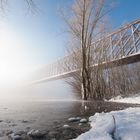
[0,101,139,140]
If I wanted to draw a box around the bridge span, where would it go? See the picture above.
[32,18,140,84]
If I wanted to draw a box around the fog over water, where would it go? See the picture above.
[0,79,79,102]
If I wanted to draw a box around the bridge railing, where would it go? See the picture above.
[91,19,140,64]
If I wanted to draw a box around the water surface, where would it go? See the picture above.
[0,100,138,133]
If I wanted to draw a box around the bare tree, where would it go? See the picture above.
[64,20,112,101]
[62,0,113,100]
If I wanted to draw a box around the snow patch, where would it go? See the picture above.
[110,93,140,104]
[74,113,115,140]
[74,108,140,140]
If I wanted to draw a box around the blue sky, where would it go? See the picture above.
[0,0,140,72]
[110,0,140,28]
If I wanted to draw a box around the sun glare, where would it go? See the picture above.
[0,24,30,88]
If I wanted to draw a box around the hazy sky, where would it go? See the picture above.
[0,0,139,85]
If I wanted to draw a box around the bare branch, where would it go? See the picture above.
[0,0,38,14]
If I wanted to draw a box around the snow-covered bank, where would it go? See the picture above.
[110,93,140,104]
[74,107,140,140]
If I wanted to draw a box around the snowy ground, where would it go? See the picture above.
[110,93,140,104]
[74,107,140,140]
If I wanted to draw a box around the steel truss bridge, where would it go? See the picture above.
[32,18,140,83]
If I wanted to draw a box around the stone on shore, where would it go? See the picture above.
[27,129,46,138]
[68,117,81,122]
[63,124,70,128]
[9,133,22,140]
[80,118,88,123]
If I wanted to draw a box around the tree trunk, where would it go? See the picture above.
[81,67,88,100]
